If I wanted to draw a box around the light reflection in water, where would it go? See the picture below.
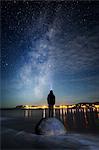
[24,110,32,118]
[40,107,98,130]
[43,109,46,118]
[60,108,62,120]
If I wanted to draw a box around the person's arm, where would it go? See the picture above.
[47,95,49,104]
[54,95,55,104]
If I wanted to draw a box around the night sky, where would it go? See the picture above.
[1,0,99,107]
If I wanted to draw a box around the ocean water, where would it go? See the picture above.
[1,109,99,149]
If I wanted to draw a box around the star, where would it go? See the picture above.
[1,0,99,107]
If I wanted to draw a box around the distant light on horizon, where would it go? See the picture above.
[16,103,99,110]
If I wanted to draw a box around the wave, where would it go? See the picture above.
[0,117,13,121]
[1,127,99,149]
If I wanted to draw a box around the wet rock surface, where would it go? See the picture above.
[35,117,66,135]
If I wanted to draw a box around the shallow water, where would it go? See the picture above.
[1,109,99,149]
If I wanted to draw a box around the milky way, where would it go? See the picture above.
[1,0,99,107]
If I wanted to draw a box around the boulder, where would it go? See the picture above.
[35,117,66,136]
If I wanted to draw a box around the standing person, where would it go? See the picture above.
[47,90,55,117]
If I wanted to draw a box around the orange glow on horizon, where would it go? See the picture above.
[21,104,99,110]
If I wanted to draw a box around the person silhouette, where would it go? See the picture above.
[47,90,55,117]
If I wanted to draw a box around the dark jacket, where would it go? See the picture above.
[47,91,55,105]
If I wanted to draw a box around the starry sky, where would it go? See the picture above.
[1,0,99,108]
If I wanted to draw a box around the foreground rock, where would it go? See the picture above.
[35,117,66,135]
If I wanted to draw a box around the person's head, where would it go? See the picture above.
[50,90,53,94]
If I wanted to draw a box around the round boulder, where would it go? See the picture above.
[35,117,66,136]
